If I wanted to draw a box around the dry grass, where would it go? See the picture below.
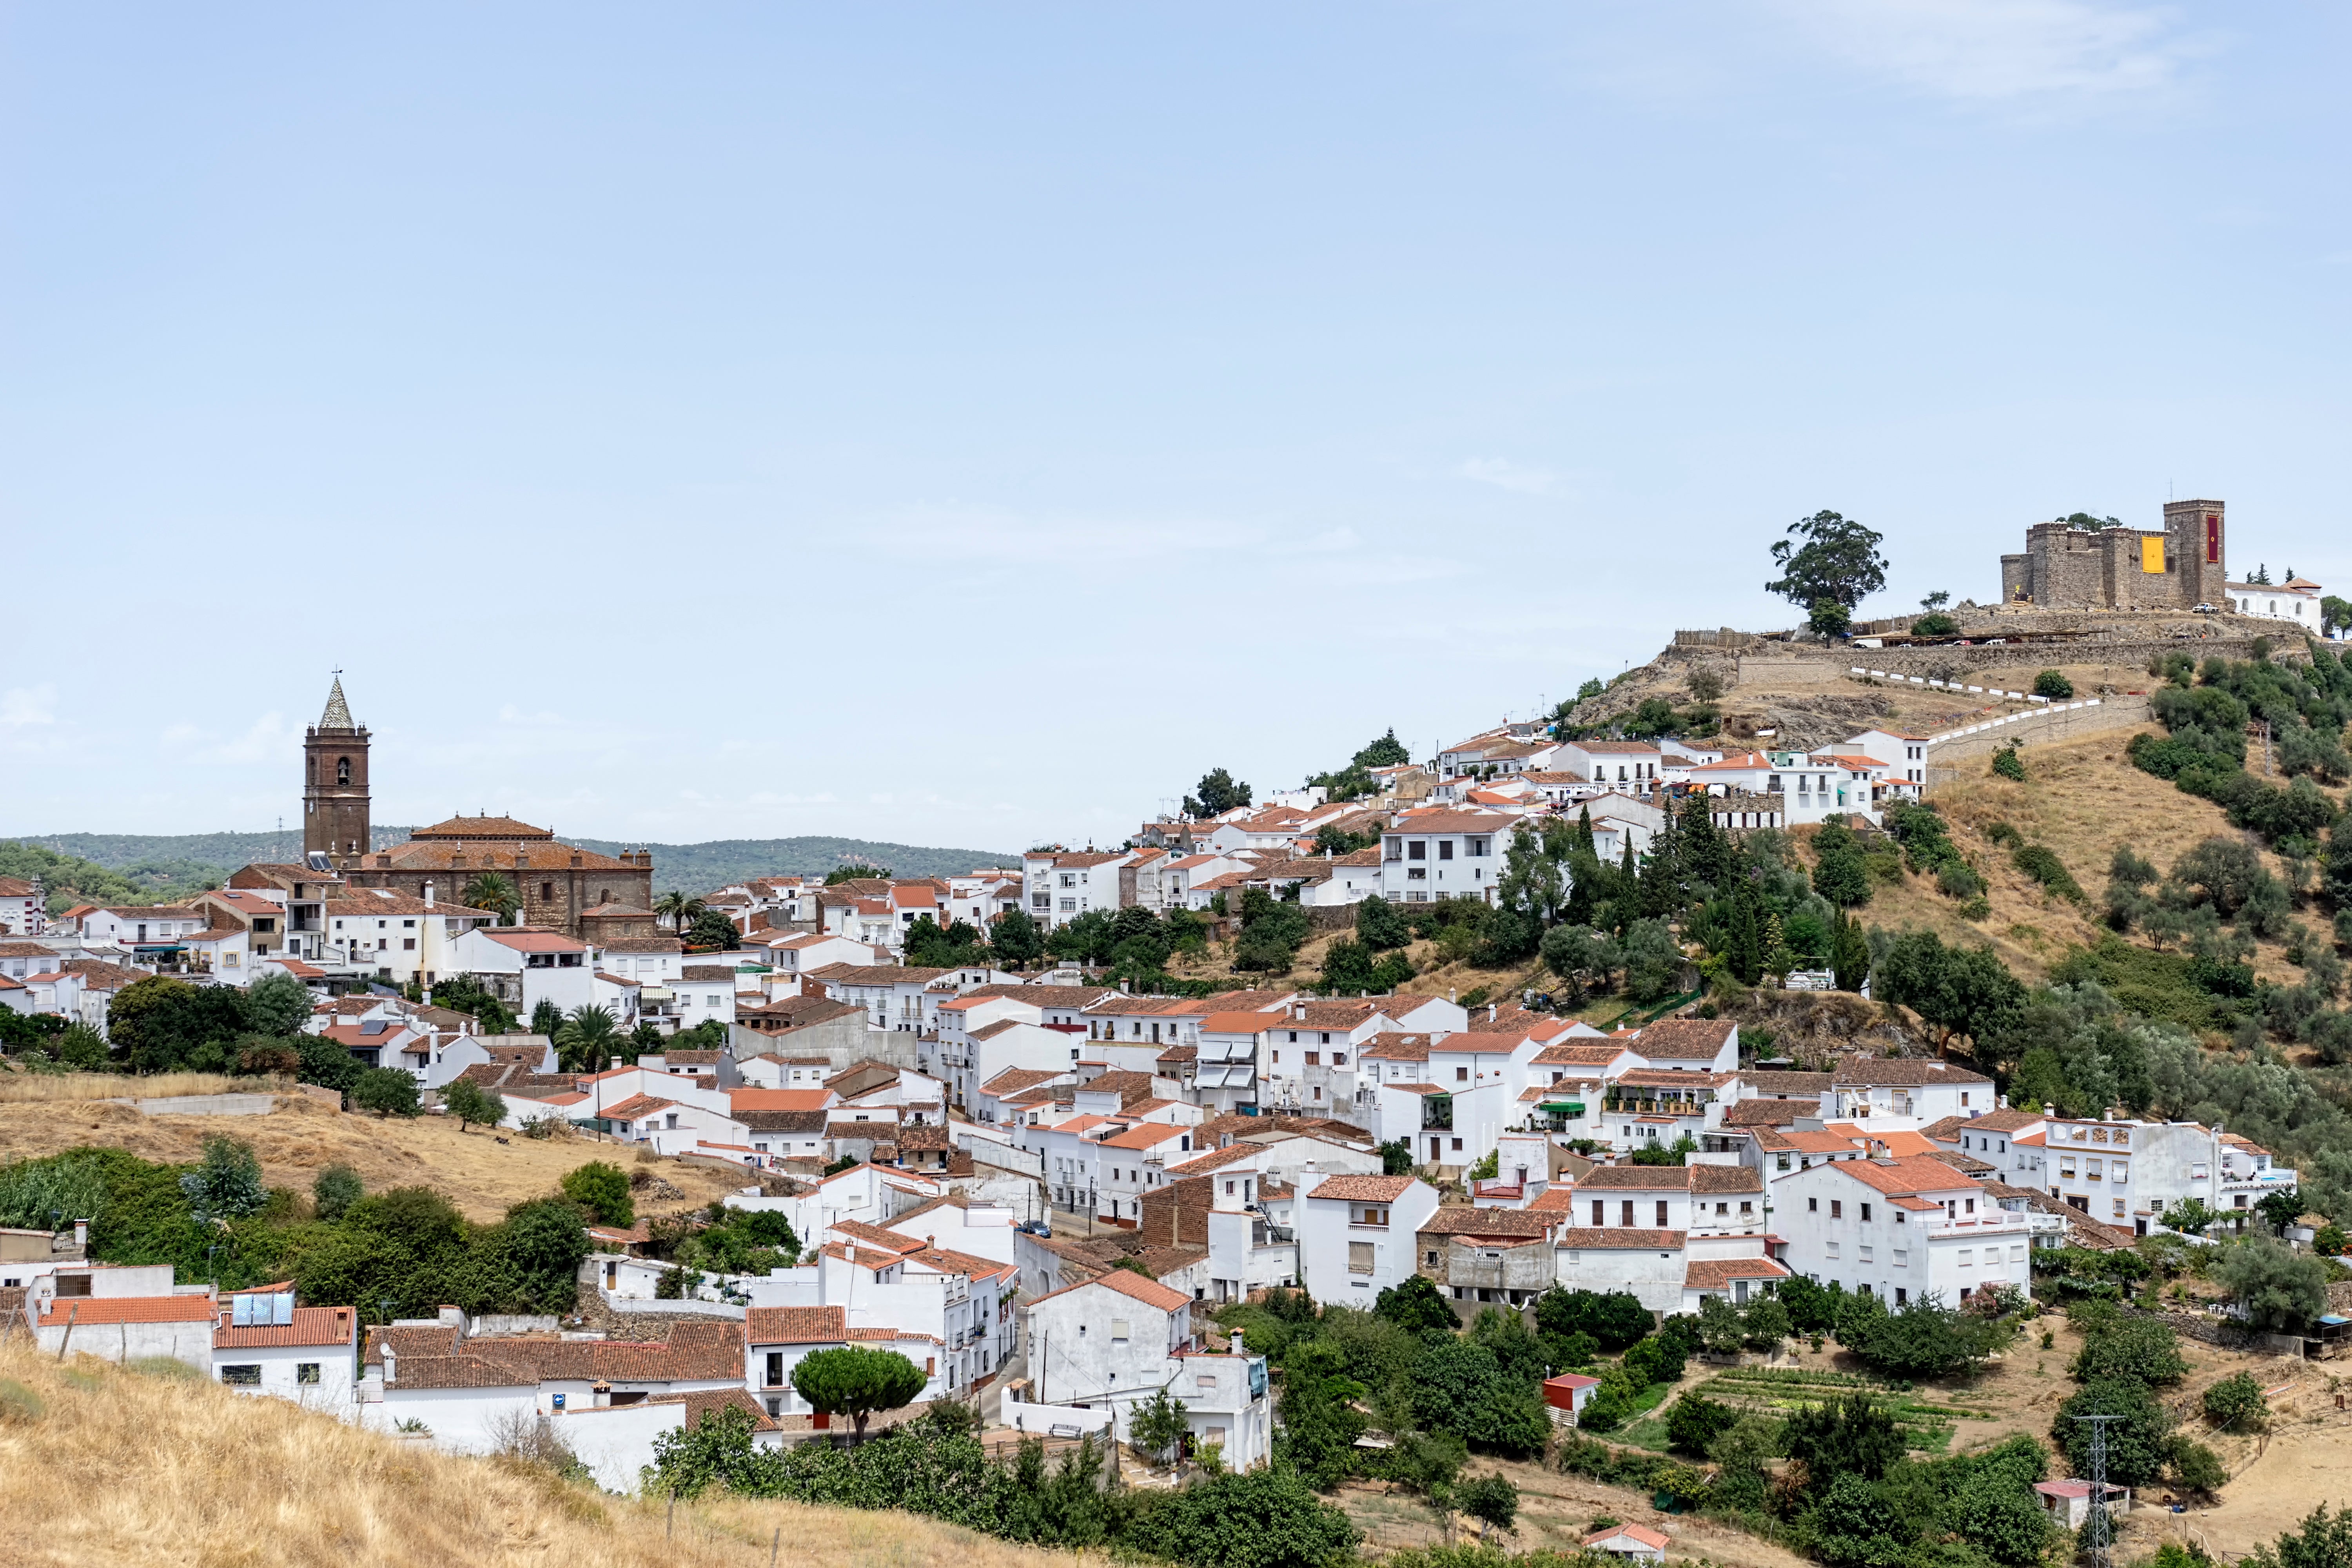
[1851,722,2312,985]
[0,1072,292,1104]
[0,1338,1087,1568]
[0,1096,742,1223]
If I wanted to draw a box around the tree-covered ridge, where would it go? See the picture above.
[0,831,1020,899]
[0,839,230,913]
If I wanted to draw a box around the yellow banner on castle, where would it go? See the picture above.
[2142,536,2166,574]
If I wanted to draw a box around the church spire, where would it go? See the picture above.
[320,675,354,731]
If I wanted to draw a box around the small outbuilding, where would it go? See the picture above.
[2033,1480,2132,1530]
[1583,1523,1670,1563]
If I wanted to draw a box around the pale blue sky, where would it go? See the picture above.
[6,4,2350,851]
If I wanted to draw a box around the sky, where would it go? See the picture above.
[6,2,2351,854]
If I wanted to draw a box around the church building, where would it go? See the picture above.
[295,679,659,941]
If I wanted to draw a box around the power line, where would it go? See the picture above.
[2073,1413,2122,1568]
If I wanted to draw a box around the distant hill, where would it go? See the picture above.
[3,829,1019,900]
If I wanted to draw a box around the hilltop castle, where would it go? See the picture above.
[1999,499,2228,610]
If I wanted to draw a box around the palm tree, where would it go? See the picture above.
[462,872,522,926]
[553,1004,621,1074]
[655,889,707,935]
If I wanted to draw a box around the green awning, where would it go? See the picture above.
[1541,1102,1586,1115]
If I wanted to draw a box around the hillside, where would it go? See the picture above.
[0,1336,1076,1568]
[0,1086,744,1225]
[3,831,1020,902]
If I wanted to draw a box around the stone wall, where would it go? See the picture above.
[1921,696,2152,778]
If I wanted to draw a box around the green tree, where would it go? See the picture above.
[553,1004,621,1073]
[463,871,522,925]
[824,863,891,884]
[1695,1294,1746,1355]
[1831,911,1871,993]
[1355,729,1412,769]
[1768,512,1887,618]
[1357,894,1412,952]
[654,889,707,934]
[1784,1394,1906,1484]
[2071,1316,2189,1385]
[495,1196,593,1312]
[1130,1387,1190,1465]
[686,909,741,949]
[2034,669,2076,700]
[108,975,252,1074]
[990,906,1044,968]
[1378,1140,1413,1176]
[352,1067,421,1118]
[1810,817,1872,908]
[1374,1274,1459,1335]
[1803,1471,1904,1568]
[312,1163,363,1221]
[2055,1377,2174,1487]
[1742,1295,1791,1353]
[791,1345,927,1442]
[1456,1473,1519,1541]
[243,971,312,1036]
[178,1135,266,1224]
[1534,1287,1651,1351]
[2324,597,2352,637]
[530,999,564,1037]
[1125,1466,1362,1568]
[2216,1236,2328,1330]
[1871,929,2026,1051]
[559,1160,636,1228]
[1842,1291,2001,1380]
[1664,1391,1737,1457]
[443,1076,506,1133]
[294,1033,363,1093]
[1950,1452,2056,1567]
[1184,768,1252,818]
[1992,744,2027,782]
[2245,1503,2352,1568]
[1620,919,1683,1004]
[2203,1371,2269,1433]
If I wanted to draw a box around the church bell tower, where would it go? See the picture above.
[303,676,372,868]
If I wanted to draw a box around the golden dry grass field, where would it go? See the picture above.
[0,1338,1087,1568]
[0,1094,744,1223]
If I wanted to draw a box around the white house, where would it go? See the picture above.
[1376,813,1511,906]
[1585,1523,1671,1564]
[212,1289,359,1412]
[0,875,44,936]
[1844,728,1931,794]
[1827,1058,1995,1124]
[1019,1267,1270,1468]
[2227,575,2323,628]
[1296,1174,1441,1305]
[449,926,599,1017]
[1775,1154,2034,1307]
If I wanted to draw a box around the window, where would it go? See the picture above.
[1860,1203,1872,1221]
[2112,1162,2128,1183]
[1592,1200,1605,1225]
[1826,1241,1839,1258]
[2113,1199,2127,1218]
[402,938,416,951]
[1438,840,1454,860]
[1807,1196,1817,1212]
[1620,1200,1634,1225]
[1408,841,1426,860]
[1655,1200,1670,1225]
[1466,837,1490,857]
[1111,1319,1130,1340]
[1426,1250,1440,1266]
[220,1365,262,1387]
[1450,1137,1462,1151]
[1830,1200,1842,1218]
[1348,1241,1376,1275]
[1957,1250,1972,1267]
[1455,1066,1468,1082]
[1740,1201,1753,1216]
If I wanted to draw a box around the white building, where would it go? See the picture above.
[2227,576,2323,627]
[449,926,600,1017]
[1774,1154,2033,1307]
[1826,1058,1995,1123]
[1376,813,1512,906]
[212,1289,360,1412]
[1296,1173,1441,1305]
[0,876,45,936]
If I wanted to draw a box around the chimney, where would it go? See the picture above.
[592,1380,612,1409]
[72,1218,88,1250]
[1488,1003,1497,1024]
[423,882,435,909]
[609,1056,621,1071]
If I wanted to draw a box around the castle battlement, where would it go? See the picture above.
[1999,500,2226,610]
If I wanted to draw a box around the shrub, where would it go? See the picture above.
[1912,612,1959,636]
[2071,1316,2188,1385]
[312,1163,363,1221]
[2013,842,2085,902]
[1664,1392,1737,1457]
[559,1161,636,1229]
[1991,746,2027,782]
[2034,670,2076,700]
[2203,1371,2268,1433]
[351,1067,420,1118]
[2169,1437,2229,1499]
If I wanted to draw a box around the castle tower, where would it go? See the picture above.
[2162,499,2227,607]
[303,676,372,868]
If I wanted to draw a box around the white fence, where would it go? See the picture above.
[1002,1399,1116,1439]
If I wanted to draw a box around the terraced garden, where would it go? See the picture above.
[1616,1364,2002,1455]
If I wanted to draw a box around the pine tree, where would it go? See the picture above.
[1576,805,1595,855]
[1832,912,1872,993]
[1762,910,1792,980]
[1730,888,1764,985]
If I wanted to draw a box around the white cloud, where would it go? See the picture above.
[1458,457,1559,497]
[1786,0,2197,101]
[0,685,56,728]
[156,710,299,767]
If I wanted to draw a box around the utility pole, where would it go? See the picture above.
[2074,1413,2121,1568]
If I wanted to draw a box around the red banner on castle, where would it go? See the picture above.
[2206,515,2219,564]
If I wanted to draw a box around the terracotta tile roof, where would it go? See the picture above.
[1552,1227,1684,1248]
[829,1220,926,1254]
[1361,1032,1435,1062]
[382,1354,540,1389]
[1927,1149,1996,1175]
[1588,1524,1673,1551]
[600,1094,677,1121]
[1418,1207,1555,1238]
[1306,1174,1417,1202]
[735,1108,829,1133]
[214,1305,358,1349]
[364,1323,460,1366]
[1684,1256,1789,1289]
[38,1296,217,1326]
[1740,1070,1833,1094]
[1100,1122,1192,1151]
[1833,1155,1980,1196]
[1577,1166,1696,1191]
[1526,1187,1579,1212]
[1029,1266,1191,1314]
[1833,1056,1992,1086]
[730,1089,834,1112]
[1531,1042,1632,1067]
[1953,1108,2044,1133]
[1722,1099,1818,1127]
